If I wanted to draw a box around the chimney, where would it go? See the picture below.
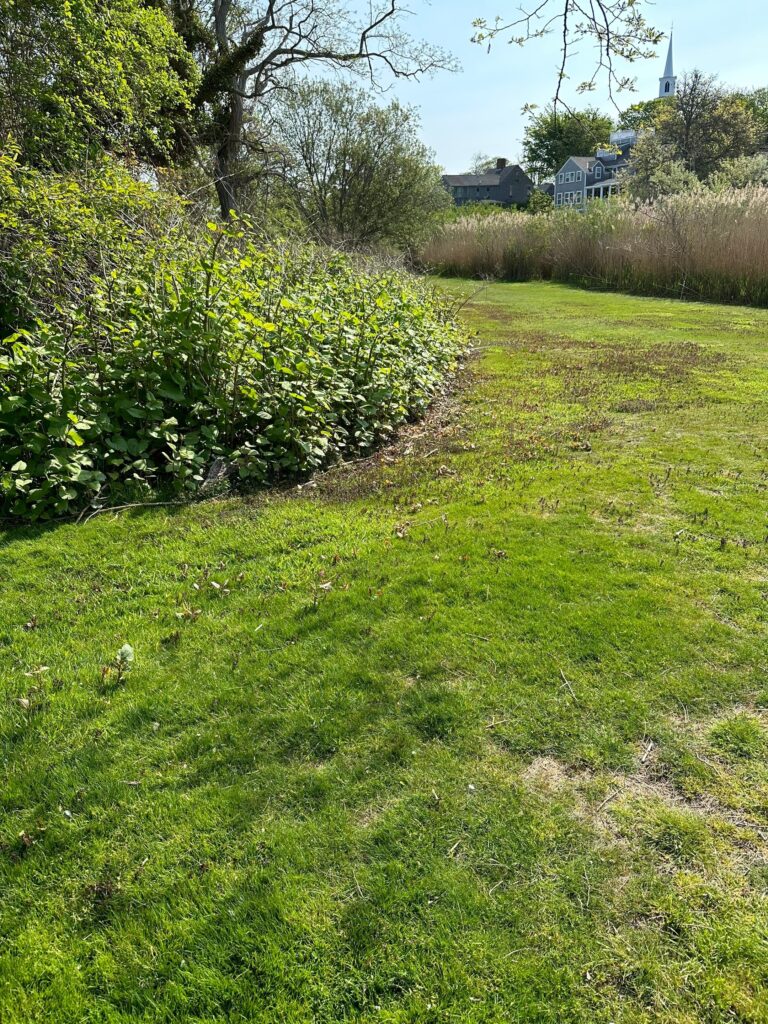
[496,158,508,170]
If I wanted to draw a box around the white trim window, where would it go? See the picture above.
[558,173,564,183]
[595,165,603,179]
[556,193,563,206]
[576,170,582,181]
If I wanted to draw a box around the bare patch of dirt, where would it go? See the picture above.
[521,756,573,791]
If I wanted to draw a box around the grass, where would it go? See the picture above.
[3,280,768,1023]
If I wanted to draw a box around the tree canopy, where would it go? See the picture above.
[0,0,198,167]
[621,72,763,184]
[273,81,448,247]
[167,0,453,217]
[618,97,671,132]
[621,73,766,201]
[740,88,768,148]
[621,133,700,203]
[522,107,613,179]
[654,71,761,178]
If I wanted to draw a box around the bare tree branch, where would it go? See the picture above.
[472,0,662,113]
[171,0,455,217]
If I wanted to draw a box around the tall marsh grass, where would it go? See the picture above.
[421,188,768,306]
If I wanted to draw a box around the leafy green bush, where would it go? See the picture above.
[0,155,463,520]
[0,148,183,335]
[0,0,197,168]
[525,190,554,215]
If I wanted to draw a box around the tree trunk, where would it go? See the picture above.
[214,146,238,219]
[214,80,245,219]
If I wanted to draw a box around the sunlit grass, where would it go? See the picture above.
[2,281,768,1022]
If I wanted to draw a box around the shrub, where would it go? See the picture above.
[0,148,185,334]
[0,155,464,520]
[526,190,554,215]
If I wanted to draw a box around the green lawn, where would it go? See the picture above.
[3,281,768,1023]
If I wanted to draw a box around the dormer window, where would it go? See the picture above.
[595,165,602,179]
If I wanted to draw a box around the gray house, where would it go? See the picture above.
[552,36,676,210]
[442,159,534,208]
[553,130,637,209]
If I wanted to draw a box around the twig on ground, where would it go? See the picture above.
[80,500,190,524]
[596,789,620,812]
[559,668,578,701]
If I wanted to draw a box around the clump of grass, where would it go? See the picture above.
[420,188,768,306]
[709,713,767,759]
[625,802,716,867]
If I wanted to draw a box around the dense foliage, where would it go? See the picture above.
[0,155,463,520]
[620,74,766,199]
[273,81,449,249]
[522,107,614,179]
[165,0,451,217]
[652,72,761,178]
[0,0,198,167]
[622,133,702,203]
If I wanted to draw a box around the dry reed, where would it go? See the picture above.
[420,188,768,306]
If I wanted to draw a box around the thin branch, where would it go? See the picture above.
[473,0,662,113]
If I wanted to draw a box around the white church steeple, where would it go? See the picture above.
[659,32,677,97]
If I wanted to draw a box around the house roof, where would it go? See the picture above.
[443,173,504,187]
[566,156,596,171]
[442,165,528,188]
[557,144,634,179]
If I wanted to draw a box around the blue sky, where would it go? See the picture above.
[382,0,767,172]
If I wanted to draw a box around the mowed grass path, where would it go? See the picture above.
[3,282,768,1023]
